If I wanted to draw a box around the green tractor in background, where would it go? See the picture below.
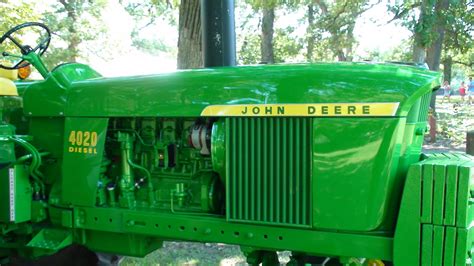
[0,22,473,266]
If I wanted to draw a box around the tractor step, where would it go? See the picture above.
[27,228,73,253]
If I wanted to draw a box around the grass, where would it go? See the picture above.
[119,242,247,266]
[424,95,474,151]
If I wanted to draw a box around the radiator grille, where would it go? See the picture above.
[418,92,432,122]
[226,117,312,227]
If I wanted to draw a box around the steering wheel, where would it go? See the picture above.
[0,22,51,70]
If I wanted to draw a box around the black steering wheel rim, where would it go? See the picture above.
[0,22,51,70]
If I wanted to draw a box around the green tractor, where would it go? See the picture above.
[0,22,472,265]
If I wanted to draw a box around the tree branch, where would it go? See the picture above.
[313,0,328,14]
[387,2,421,24]
[452,60,473,67]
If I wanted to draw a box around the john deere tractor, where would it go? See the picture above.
[0,22,473,266]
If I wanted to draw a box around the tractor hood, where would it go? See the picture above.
[22,62,441,117]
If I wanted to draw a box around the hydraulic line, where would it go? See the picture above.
[9,137,46,197]
[119,133,135,208]
[117,131,156,207]
[15,152,50,164]
[126,154,156,205]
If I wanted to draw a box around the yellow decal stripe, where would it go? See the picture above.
[201,103,399,117]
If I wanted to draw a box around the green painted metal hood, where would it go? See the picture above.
[24,62,442,117]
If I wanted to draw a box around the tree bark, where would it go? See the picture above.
[413,44,426,65]
[412,0,431,64]
[443,56,452,83]
[344,23,355,62]
[337,50,347,61]
[59,0,79,62]
[177,0,202,69]
[426,0,450,71]
[306,4,315,62]
[313,0,350,61]
[413,0,449,142]
[260,7,275,64]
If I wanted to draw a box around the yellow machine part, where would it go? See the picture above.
[0,78,18,96]
[0,68,18,80]
[367,259,384,266]
[0,69,18,96]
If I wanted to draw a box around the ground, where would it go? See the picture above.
[423,95,474,152]
[120,96,473,266]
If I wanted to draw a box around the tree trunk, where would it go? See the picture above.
[426,0,450,71]
[59,0,79,62]
[345,23,355,62]
[412,0,432,64]
[177,0,202,69]
[337,50,347,61]
[413,44,426,65]
[306,4,315,62]
[425,0,450,142]
[260,7,275,64]
[443,56,452,83]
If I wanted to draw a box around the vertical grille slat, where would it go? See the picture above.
[295,118,301,225]
[281,118,289,223]
[227,117,312,227]
[418,92,432,122]
[238,118,243,219]
[269,119,274,222]
[288,118,293,224]
[275,118,281,222]
[301,119,308,224]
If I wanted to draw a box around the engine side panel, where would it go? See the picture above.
[61,117,108,206]
[312,118,404,231]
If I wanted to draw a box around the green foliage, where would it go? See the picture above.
[121,0,178,27]
[306,0,372,61]
[445,1,474,52]
[40,0,108,67]
[0,1,40,32]
[443,1,473,70]
[131,35,174,56]
[387,1,422,32]
[0,0,41,53]
[0,0,109,69]
[238,28,303,64]
[237,1,304,65]
[120,0,178,55]
[274,28,304,62]
[238,34,260,64]
[245,0,302,10]
[367,39,414,62]
[388,0,473,55]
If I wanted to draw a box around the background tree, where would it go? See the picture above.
[120,0,178,56]
[238,0,303,64]
[121,0,201,69]
[441,0,473,82]
[306,0,375,62]
[245,0,282,64]
[0,1,41,53]
[41,0,107,67]
[388,0,473,141]
[386,0,471,71]
[177,0,202,69]
[0,1,40,32]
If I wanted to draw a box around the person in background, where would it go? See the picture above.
[469,77,474,105]
[441,80,451,103]
[459,81,467,103]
